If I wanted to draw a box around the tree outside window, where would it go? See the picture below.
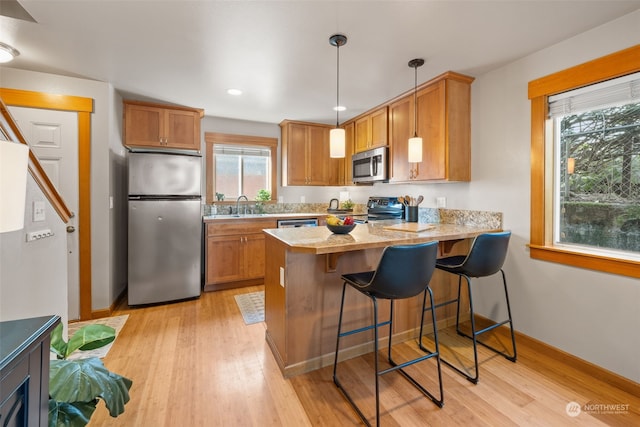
[555,102,640,254]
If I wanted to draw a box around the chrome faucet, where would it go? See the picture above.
[236,195,249,215]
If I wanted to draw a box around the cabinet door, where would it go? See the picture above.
[206,236,243,284]
[354,116,370,153]
[417,81,446,180]
[165,109,201,150]
[369,107,388,148]
[285,123,309,185]
[343,121,355,184]
[124,104,164,148]
[243,234,266,279]
[306,125,331,185]
[389,95,413,182]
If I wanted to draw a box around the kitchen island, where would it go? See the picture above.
[263,221,501,377]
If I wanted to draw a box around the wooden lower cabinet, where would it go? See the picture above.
[204,219,277,291]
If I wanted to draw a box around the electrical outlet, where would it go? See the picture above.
[279,267,285,287]
[300,196,305,203]
[436,197,447,208]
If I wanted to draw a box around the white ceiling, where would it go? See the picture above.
[1,1,639,125]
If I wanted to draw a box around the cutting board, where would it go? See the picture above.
[383,223,436,233]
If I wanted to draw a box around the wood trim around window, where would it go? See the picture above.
[204,132,278,205]
[527,44,640,278]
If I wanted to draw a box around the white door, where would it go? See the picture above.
[9,106,80,320]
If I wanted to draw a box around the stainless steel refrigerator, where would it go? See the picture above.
[128,151,202,305]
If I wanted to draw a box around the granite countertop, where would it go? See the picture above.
[263,220,501,255]
[203,212,331,222]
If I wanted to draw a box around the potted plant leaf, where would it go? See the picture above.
[255,189,271,213]
[49,323,132,427]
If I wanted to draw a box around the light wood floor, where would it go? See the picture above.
[89,285,640,426]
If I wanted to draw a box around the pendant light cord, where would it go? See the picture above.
[336,42,340,127]
[413,64,418,138]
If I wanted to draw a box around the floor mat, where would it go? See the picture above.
[234,291,265,325]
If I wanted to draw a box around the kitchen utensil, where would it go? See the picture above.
[416,195,424,205]
[405,195,412,206]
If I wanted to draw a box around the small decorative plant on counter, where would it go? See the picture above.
[215,192,225,201]
[255,189,271,213]
[340,199,354,210]
[49,323,132,427]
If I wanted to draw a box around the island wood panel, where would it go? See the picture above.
[264,237,287,369]
[265,234,472,378]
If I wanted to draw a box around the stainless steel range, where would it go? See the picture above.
[366,196,404,221]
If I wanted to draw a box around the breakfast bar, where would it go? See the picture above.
[263,220,501,377]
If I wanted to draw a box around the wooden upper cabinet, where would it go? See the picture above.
[280,120,341,186]
[389,72,473,182]
[388,94,413,182]
[123,100,204,151]
[354,106,388,153]
[343,121,355,185]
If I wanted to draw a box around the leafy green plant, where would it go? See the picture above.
[256,189,271,202]
[340,199,354,210]
[49,323,132,427]
[255,189,271,213]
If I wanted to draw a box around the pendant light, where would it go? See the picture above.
[329,34,347,158]
[408,58,424,164]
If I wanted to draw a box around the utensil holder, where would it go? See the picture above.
[406,206,418,223]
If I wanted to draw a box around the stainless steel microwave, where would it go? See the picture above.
[352,146,388,184]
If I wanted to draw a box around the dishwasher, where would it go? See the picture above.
[277,218,318,228]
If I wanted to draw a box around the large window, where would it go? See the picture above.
[528,44,640,278]
[551,74,640,256]
[204,133,277,204]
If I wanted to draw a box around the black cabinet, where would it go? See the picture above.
[0,315,60,427]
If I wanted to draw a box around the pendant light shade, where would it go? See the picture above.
[330,128,346,158]
[408,58,424,163]
[408,136,422,163]
[329,34,347,159]
[0,140,30,233]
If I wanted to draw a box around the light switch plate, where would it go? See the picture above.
[33,201,46,222]
[436,197,447,208]
[279,267,285,287]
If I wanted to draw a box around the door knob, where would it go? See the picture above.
[66,225,76,233]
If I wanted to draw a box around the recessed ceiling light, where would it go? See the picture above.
[0,42,20,63]
[333,106,346,112]
[227,89,242,96]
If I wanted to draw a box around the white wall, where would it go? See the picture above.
[0,177,68,326]
[454,10,640,382]
[0,68,121,313]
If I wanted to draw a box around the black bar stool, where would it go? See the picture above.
[419,231,516,384]
[333,241,443,427]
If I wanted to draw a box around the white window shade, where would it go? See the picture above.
[214,145,270,157]
[548,72,640,117]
